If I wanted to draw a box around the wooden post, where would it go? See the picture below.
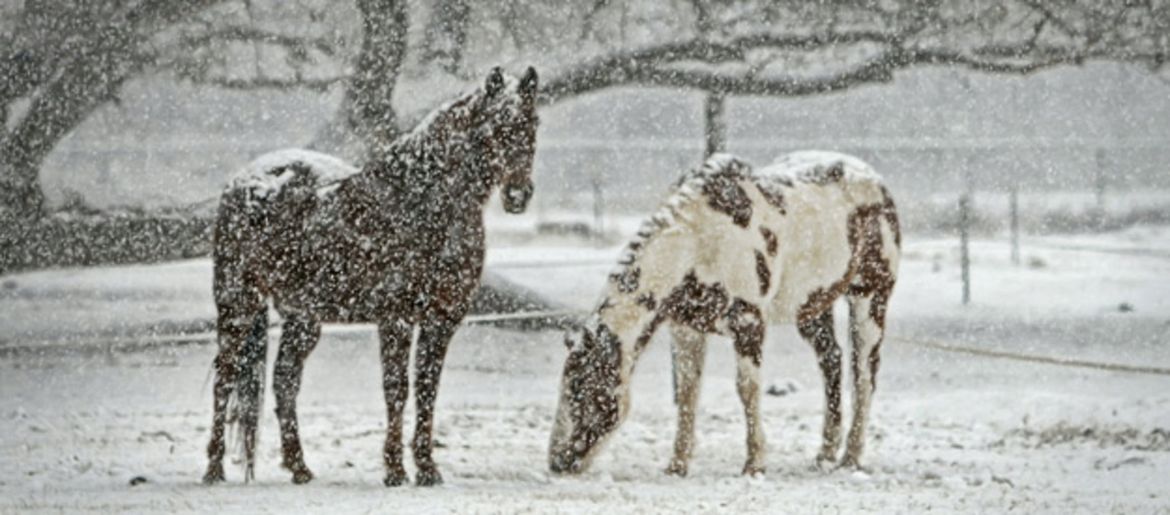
[1009,184,1020,266]
[591,176,604,244]
[704,93,726,157]
[959,193,971,304]
[1094,148,1107,229]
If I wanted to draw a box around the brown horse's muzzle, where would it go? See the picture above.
[502,181,533,214]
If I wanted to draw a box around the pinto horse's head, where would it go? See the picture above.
[549,321,629,475]
[474,66,539,214]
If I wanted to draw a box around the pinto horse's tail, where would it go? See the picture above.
[228,311,268,482]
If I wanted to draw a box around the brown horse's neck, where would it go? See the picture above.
[357,93,494,209]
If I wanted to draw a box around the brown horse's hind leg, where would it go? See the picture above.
[273,314,321,484]
[378,318,413,487]
[411,317,459,486]
[204,297,264,484]
[798,308,843,467]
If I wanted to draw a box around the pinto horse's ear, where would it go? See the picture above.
[485,66,505,97]
[519,66,538,97]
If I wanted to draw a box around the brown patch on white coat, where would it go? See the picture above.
[550,151,900,477]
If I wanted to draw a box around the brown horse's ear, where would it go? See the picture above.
[485,66,505,97]
[519,66,538,97]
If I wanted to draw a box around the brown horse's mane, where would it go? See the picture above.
[204,66,540,487]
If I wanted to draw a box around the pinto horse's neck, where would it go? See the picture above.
[590,200,709,393]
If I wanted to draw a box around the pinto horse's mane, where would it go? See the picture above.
[604,154,752,309]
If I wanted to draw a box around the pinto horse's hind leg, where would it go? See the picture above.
[203,295,265,484]
[797,308,843,467]
[378,318,413,487]
[841,292,889,468]
[411,316,460,487]
[666,323,707,477]
[273,314,321,484]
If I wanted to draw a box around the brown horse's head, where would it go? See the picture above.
[548,321,629,475]
[475,66,539,214]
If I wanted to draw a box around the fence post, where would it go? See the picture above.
[704,93,726,157]
[1094,148,1107,229]
[959,193,971,305]
[1009,184,1020,266]
[591,176,604,244]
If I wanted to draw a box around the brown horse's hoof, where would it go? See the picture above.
[415,466,443,487]
[290,468,314,485]
[202,464,225,485]
[664,460,688,477]
[383,466,408,487]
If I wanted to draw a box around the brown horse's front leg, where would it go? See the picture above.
[412,317,459,486]
[378,318,413,487]
[273,315,321,484]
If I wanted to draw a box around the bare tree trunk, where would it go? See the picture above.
[311,0,409,161]
[422,0,470,76]
[690,0,726,158]
[0,31,142,221]
[350,0,409,158]
[0,0,226,219]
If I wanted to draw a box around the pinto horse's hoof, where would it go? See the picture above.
[202,465,225,485]
[664,460,688,477]
[838,455,862,470]
[415,466,443,487]
[814,452,837,471]
[742,464,766,477]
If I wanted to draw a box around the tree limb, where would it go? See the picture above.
[196,74,346,92]
[178,26,338,57]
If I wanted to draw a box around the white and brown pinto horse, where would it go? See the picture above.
[549,151,900,476]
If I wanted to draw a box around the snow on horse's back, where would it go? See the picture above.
[203,66,541,487]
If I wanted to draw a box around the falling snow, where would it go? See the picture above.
[3,1,1170,513]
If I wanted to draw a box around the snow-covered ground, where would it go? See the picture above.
[2,224,1169,513]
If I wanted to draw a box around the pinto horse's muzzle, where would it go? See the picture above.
[548,449,584,475]
[502,181,533,214]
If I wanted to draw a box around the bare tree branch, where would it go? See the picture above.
[179,25,338,57]
[197,74,345,92]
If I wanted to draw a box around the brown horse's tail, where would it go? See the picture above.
[229,311,268,482]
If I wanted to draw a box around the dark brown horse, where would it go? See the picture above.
[203,66,539,487]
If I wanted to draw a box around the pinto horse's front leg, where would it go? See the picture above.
[728,299,766,476]
[666,323,707,477]
[411,316,459,486]
[378,318,413,487]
